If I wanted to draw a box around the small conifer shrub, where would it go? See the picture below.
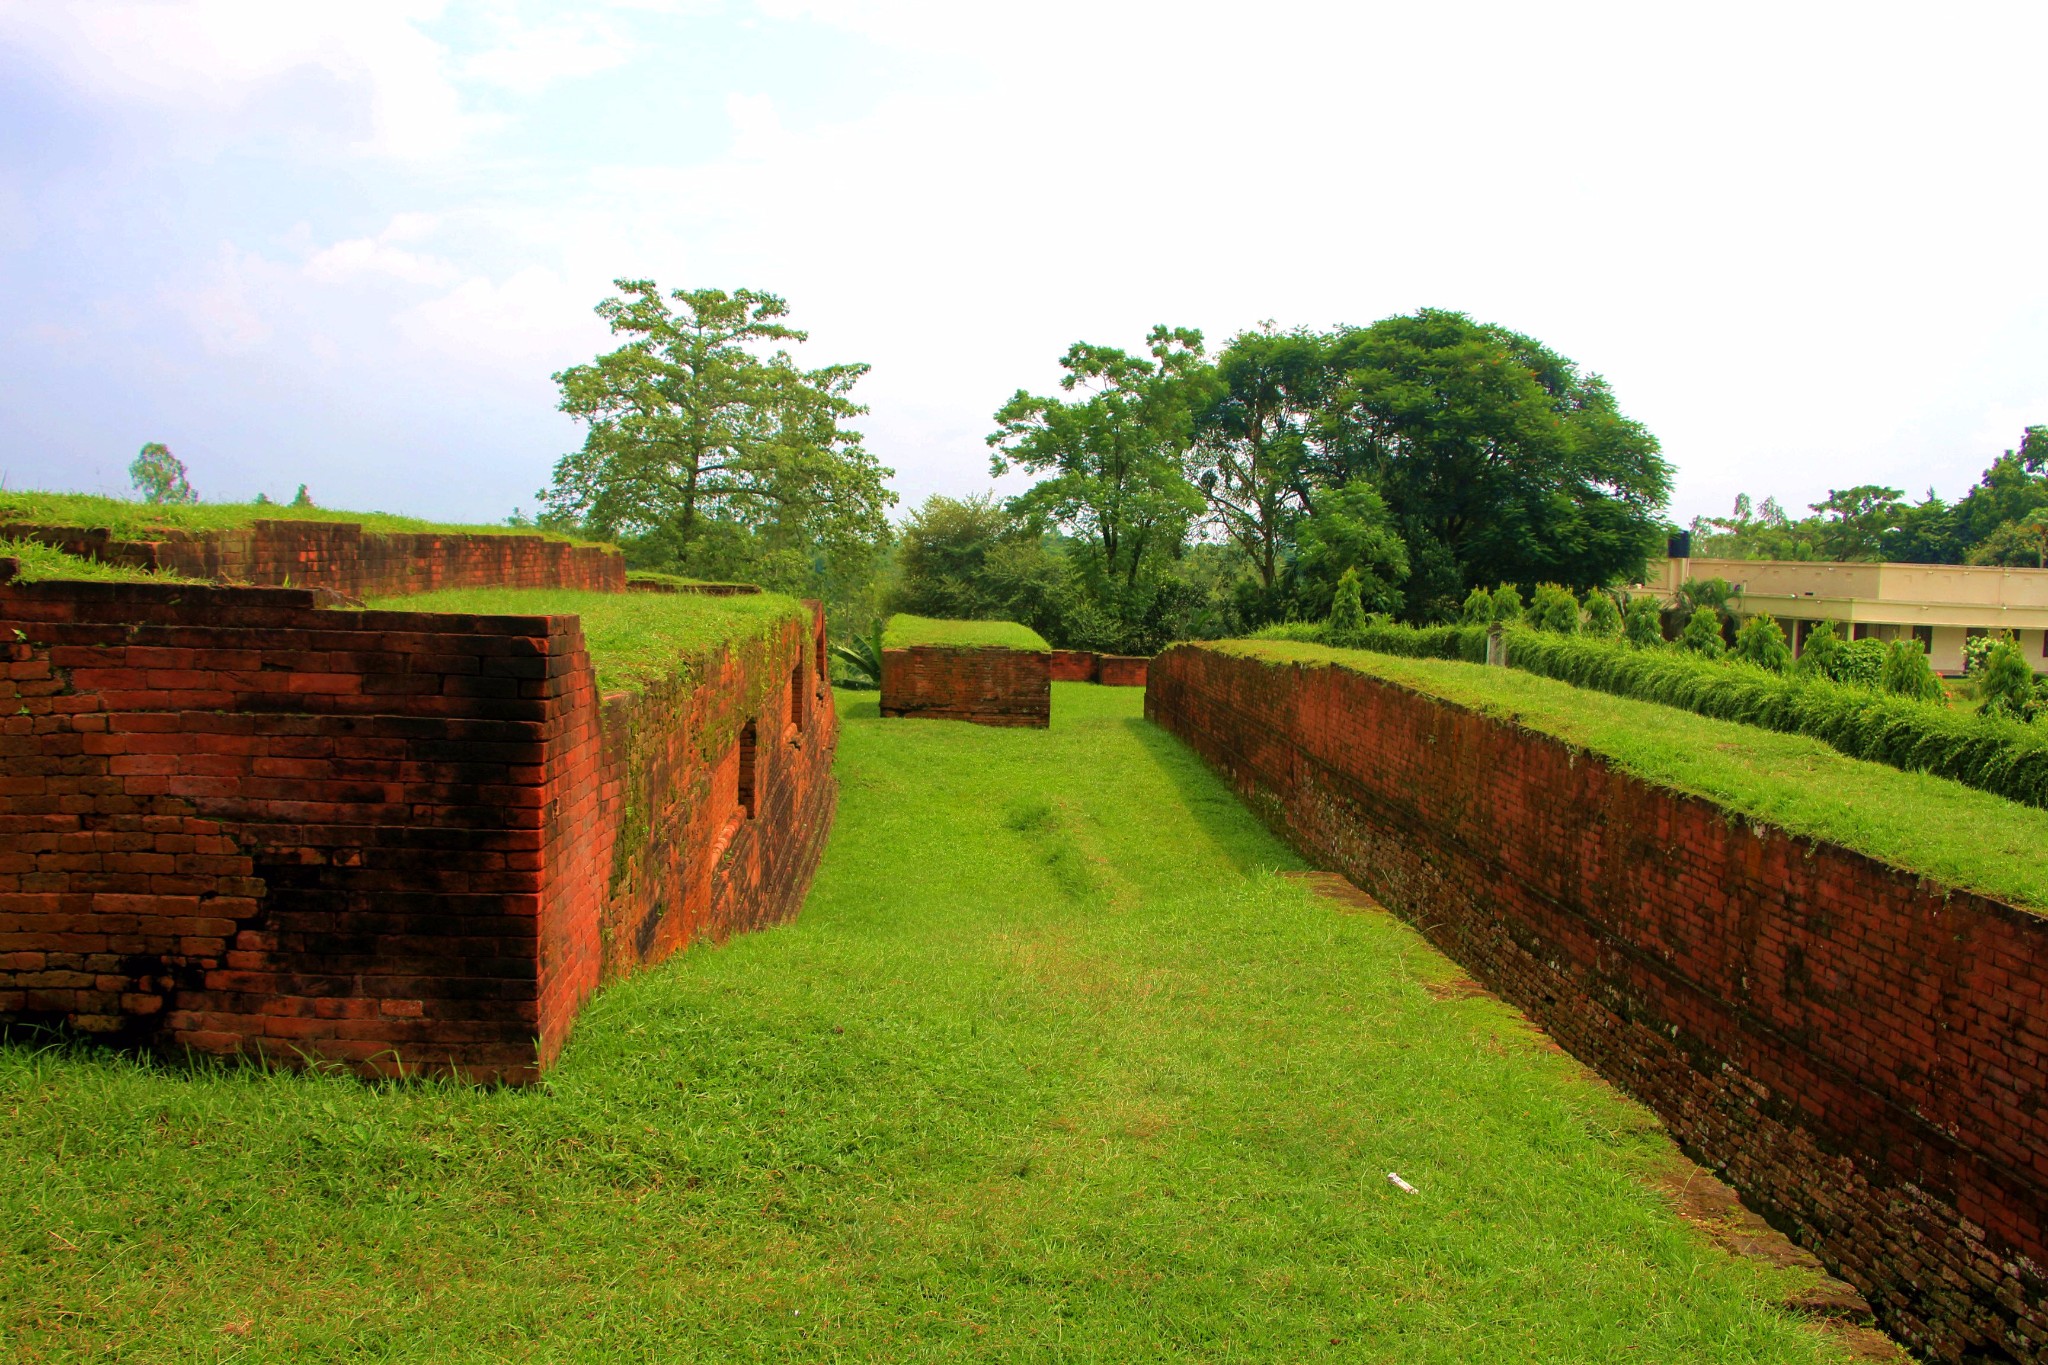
[1679,605,1724,657]
[1733,613,1791,673]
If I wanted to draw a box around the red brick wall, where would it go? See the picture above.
[1095,655,1149,687]
[0,520,625,598]
[0,578,833,1083]
[1049,650,1098,683]
[880,647,1050,728]
[1147,644,2048,1364]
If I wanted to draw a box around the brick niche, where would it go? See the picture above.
[1148,643,2048,1364]
[880,646,1050,728]
[0,577,834,1083]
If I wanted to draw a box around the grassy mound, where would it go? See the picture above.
[1220,639,2048,912]
[0,686,1864,1361]
[364,587,807,695]
[0,490,601,544]
[0,538,181,584]
[883,613,1050,651]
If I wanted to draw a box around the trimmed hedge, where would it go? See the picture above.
[1245,619,2048,808]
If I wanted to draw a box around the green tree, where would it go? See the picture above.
[990,327,1208,590]
[1953,427,2048,553]
[1190,326,1321,597]
[1793,620,1845,680]
[1965,509,2048,568]
[1489,583,1524,624]
[542,280,895,580]
[1289,481,1408,620]
[1808,486,1908,560]
[1732,613,1791,672]
[1584,590,1622,638]
[1326,568,1367,643]
[1879,638,1944,702]
[290,483,314,508]
[1317,310,1670,609]
[1977,638,2040,722]
[1460,585,1494,625]
[129,442,196,504]
[1623,595,1663,647]
[1529,583,1580,634]
[1679,604,1724,657]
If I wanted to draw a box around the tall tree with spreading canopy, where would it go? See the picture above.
[129,442,195,505]
[988,326,1210,590]
[1188,326,1324,594]
[541,280,894,575]
[1316,310,1670,616]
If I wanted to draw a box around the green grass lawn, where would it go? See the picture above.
[0,685,1862,1362]
[0,490,601,544]
[1221,640,2048,913]
[361,587,807,695]
[884,613,1051,651]
[0,539,178,584]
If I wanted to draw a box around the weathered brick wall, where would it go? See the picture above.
[0,520,624,598]
[536,607,837,1067]
[0,577,833,1082]
[1050,650,1098,683]
[1148,644,2048,1364]
[880,646,1050,728]
[1096,655,1149,687]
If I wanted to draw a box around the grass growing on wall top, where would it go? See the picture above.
[0,490,605,544]
[364,587,807,695]
[0,684,1864,1362]
[0,538,184,584]
[1220,639,2048,912]
[883,612,1050,651]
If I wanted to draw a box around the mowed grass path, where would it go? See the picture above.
[2,686,1857,1362]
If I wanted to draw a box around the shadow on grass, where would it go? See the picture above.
[834,689,881,722]
[1119,715,1306,879]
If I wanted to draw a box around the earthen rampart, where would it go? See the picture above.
[0,519,624,598]
[0,576,832,1082]
[1148,643,2048,1364]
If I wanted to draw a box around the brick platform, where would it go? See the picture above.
[880,646,1050,728]
[1148,643,2048,1364]
[0,578,833,1083]
[0,519,624,598]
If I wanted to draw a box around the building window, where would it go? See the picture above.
[1914,625,1934,653]
[1852,622,1871,641]
[789,662,805,730]
[738,720,757,818]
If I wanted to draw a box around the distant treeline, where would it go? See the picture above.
[1690,426,2048,566]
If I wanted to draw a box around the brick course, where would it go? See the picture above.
[880,646,1050,728]
[0,578,833,1083]
[1,520,624,597]
[1148,643,2048,1364]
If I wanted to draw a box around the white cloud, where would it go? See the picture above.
[459,13,632,93]
[160,244,279,354]
[305,215,461,286]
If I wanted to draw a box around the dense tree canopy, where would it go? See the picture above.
[1316,310,1672,617]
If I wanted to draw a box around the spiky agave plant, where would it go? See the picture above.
[830,621,885,690]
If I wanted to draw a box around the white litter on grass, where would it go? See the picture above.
[1386,1171,1419,1195]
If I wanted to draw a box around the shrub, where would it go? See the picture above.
[1838,637,1887,689]
[1880,638,1944,702]
[1584,591,1622,639]
[1460,585,1493,626]
[1733,613,1791,672]
[1489,583,1523,624]
[1964,634,2002,675]
[1979,640,2042,722]
[1530,583,1581,634]
[1679,605,1724,657]
[1328,568,1367,643]
[1622,596,1662,648]
[1794,621,1844,681]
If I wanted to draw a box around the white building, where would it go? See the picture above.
[1640,557,2048,676]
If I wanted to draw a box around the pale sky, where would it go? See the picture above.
[3,0,2043,528]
